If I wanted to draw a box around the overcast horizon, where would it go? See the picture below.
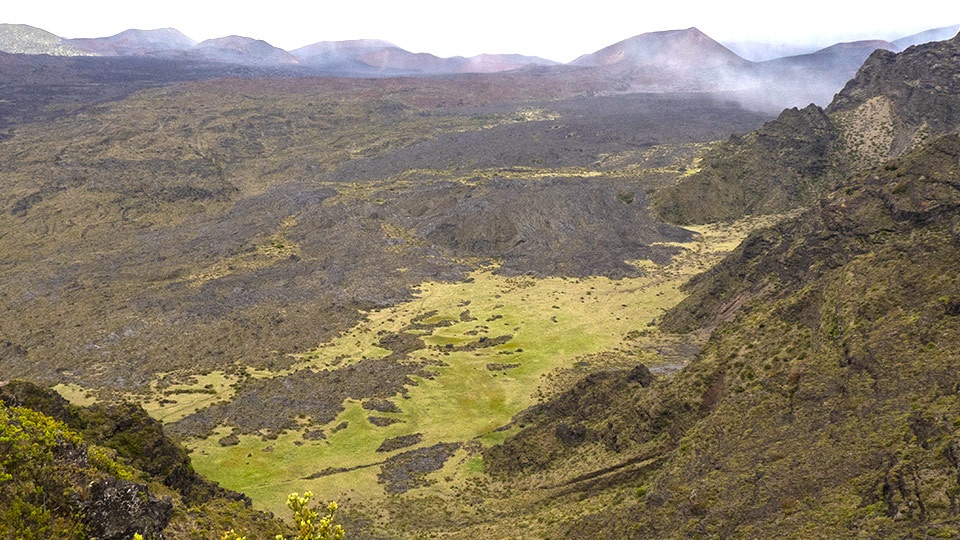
[4,0,957,63]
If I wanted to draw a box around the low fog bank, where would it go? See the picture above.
[713,64,854,113]
[607,63,855,114]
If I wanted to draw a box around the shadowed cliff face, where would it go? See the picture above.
[661,133,960,333]
[632,134,960,537]
[828,32,960,152]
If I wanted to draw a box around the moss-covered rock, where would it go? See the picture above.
[0,381,289,539]
[0,396,171,539]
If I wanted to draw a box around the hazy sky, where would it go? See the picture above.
[4,0,957,62]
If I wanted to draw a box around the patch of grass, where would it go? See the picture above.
[51,383,99,407]
[188,402,394,517]
[139,371,239,423]
[183,217,760,520]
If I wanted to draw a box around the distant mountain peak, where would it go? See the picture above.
[892,24,960,49]
[194,35,299,65]
[296,38,398,51]
[570,27,747,69]
[64,28,196,56]
[96,28,196,48]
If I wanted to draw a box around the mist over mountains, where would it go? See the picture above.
[0,22,956,111]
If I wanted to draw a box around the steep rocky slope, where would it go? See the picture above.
[487,133,960,539]
[637,132,960,537]
[481,27,960,536]
[653,30,960,224]
[827,32,960,155]
[652,104,844,224]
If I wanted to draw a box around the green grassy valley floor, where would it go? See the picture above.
[53,214,780,535]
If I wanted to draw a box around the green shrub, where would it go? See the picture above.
[222,492,345,540]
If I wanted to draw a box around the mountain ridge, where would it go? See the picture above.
[486,71,960,540]
[2,22,955,79]
[64,27,197,56]
[194,35,300,66]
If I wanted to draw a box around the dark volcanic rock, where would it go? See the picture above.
[389,177,694,277]
[0,49,313,142]
[653,104,842,224]
[377,432,424,453]
[377,332,426,361]
[82,478,173,540]
[626,363,654,387]
[363,398,402,413]
[486,362,521,371]
[555,423,588,446]
[330,93,770,181]
[302,429,326,440]
[485,363,669,475]
[218,433,241,446]
[0,78,770,391]
[168,359,431,437]
[368,416,404,427]
[378,442,462,494]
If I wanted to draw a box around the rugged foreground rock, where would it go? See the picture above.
[0,381,288,539]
